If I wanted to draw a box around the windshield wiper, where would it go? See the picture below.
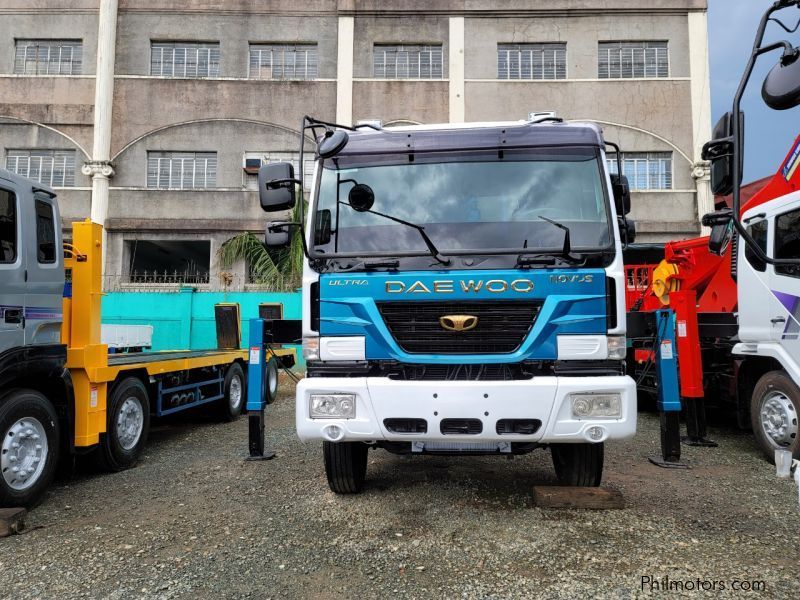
[363,259,400,270]
[339,203,451,266]
[536,216,584,264]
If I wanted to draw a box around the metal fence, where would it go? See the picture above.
[101,271,299,293]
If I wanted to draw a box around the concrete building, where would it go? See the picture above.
[0,0,711,287]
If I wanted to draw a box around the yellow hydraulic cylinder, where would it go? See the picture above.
[63,221,109,447]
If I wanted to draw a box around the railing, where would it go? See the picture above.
[102,271,299,293]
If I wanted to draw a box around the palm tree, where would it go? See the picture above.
[217,199,304,291]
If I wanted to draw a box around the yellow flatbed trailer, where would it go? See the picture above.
[1,214,293,507]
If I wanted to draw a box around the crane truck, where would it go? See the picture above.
[0,169,294,507]
[626,0,800,463]
[258,115,638,493]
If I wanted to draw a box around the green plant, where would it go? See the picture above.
[217,198,304,290]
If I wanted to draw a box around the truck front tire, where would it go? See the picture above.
[551,442,604,487]
[0,389,60,508]
[98,377,150,472]
[324,441,368,494]
[751,370,800,462]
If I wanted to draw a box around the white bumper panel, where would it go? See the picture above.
[296,376,637,444]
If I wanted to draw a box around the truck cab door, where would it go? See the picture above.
[0,180,25,353]
[23,192,64,346]
[737,213,779,344]
[768,205,800,351]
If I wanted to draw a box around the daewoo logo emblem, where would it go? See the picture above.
[439,315,479,332]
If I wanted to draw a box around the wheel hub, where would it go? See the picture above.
[760,391,798,447]
[229,376,242,410]
[2,417,48,491]
[117,397,144,451]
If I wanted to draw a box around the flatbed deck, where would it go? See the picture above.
[107,349,240,366]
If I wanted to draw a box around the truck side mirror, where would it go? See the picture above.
[702,209,734,256]
[314,209,332,246]
[762,47,800,110]
[702,112,743,196]
[265,221,292,248]
[259,162,297,212]
[610,173,631,215]
[618,216,636,245]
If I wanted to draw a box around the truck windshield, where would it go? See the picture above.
[313,147,612,257]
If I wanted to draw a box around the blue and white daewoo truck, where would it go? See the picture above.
[259,116,637,493]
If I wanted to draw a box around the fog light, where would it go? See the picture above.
[303,336,320,360]
[570,393,622,418]
[607,336,627,360]
[310,394,357,419]
[586,426,606,441]
[323,424,345,441]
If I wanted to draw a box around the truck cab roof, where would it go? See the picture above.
[332,120,606,157]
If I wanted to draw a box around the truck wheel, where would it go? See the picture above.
[98,378,150,472]
[0,389,60,508]
[551,443,604,487]
[324,441,368,494]
[264,357,280,405]
[751,370,800,462]
[219,363,246,422]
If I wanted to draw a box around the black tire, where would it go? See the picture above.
[219,363,246,422]
[263,357,280,405]
[98,377,150,472]
[551,442,604,487]
[751,370,800,462]
[0,389,60,508]
[324,441,368,494]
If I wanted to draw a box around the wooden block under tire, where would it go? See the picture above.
[0,507,27,537]
[533,486,625,510]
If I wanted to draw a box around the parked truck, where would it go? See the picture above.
[258,115,638,493]
[625,0,800,462]
[0,169,293,507]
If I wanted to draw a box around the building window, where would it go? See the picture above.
[147,152,217,189]
[607,152,673,190]
[14,39,83,75]
[150,42,220,78]
[126,240,210,284]
[497,43,566,80]
[5,150,76,187]
[598,41,668,79]
[249,44,318,80]
[0,189,17,264]
[243,152,314,191]
[373,44,443,79]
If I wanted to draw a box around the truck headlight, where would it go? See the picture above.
[606,336,627,360]
[303,336,320,360]
[570,393,622,418]
[310,394,356,419]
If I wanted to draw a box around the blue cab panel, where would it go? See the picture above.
[319,269,607,364]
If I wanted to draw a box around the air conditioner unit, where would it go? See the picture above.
[243,157,262,174]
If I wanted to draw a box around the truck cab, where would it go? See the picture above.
[261,119,637,493]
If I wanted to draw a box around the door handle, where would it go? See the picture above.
[4,309,22,324]
[771,316,787,324]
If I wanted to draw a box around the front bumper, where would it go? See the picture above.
[296,375,636,444]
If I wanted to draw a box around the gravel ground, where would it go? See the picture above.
[1,379,799,599]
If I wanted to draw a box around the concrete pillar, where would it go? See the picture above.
[336,16,354,126]
[688,10,713,234]
[83,0,118,228]
[448,17,465,123]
